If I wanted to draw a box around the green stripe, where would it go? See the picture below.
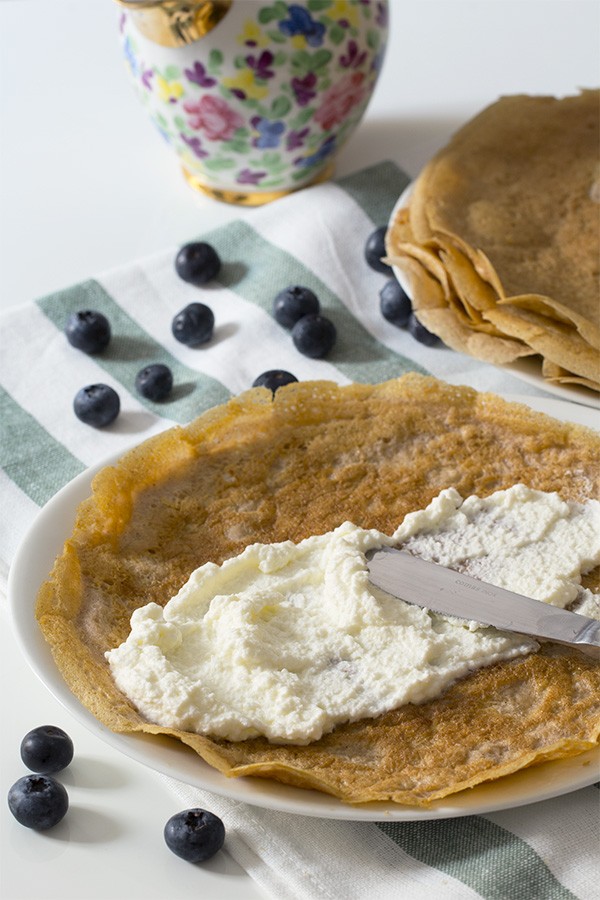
[201,220,427,385]
[37,281,231,422]
[336,160,411,226]
[378,817,577,900]
[0,386,85,506]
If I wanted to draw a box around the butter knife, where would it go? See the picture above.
[366,548,600,660]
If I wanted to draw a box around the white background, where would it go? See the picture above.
[1,2,599,898]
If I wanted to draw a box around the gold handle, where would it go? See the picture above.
[114,0,233,47]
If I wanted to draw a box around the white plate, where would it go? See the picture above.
[8,395,600,821]
[389,184,600,411]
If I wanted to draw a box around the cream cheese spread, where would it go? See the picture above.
[106,485,600,744]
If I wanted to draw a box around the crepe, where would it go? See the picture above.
[386,91,600,392]
[35,375,600,806]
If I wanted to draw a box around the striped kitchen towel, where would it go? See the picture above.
[1,160,597,900]
[0,160,555,578]
[163,774,600,900]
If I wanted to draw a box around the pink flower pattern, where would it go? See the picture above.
[183,95,243,141]
[314,72,367,132]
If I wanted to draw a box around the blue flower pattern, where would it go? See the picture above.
[278,5,326,47]
[252,116,286,149]
[295,135,337,168]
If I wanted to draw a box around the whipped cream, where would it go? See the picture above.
[106,485,600,744]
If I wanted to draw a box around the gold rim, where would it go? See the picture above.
[114,0,233,47]
[182,162,336,206]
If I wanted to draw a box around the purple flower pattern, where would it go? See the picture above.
[286,127,310,151]
[141,68,154,90]
[291,73,317,107]
[184,61,217,88]
[181,133,209,159]
[340,40,368,69]
[376,2,389,27]
[246,51,276,81]
[237,168,267,185]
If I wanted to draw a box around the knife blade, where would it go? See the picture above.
[366,548,600,660]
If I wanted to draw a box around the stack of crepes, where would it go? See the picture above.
[385,90,600,393]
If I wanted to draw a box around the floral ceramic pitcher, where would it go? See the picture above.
[116,0,389,204]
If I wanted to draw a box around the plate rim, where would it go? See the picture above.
[7,396,600,821]
[388,183,600,411]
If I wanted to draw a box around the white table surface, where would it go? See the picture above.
[1,2,598,898]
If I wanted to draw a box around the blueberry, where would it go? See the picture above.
[164,808,225,863]
[20,726,74,774]
[73,383,120,427]
[65,310,111,354]
[172,302,214,346]
[273,286,320,329]
[175,242,221,286]
[252,370,298,394]
[379,279,412,327]
[8,775,68,830]
[291,314,336,359]
[408,313,441,347]
[135,363,173,401]
[365,226,393,275]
